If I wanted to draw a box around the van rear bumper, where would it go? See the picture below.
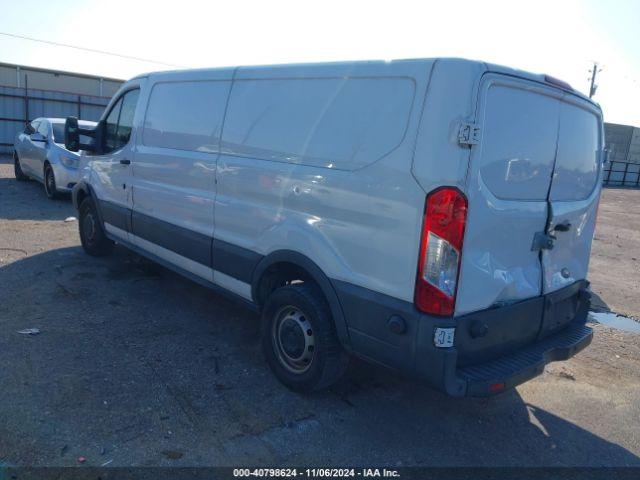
[455,321,592,396]
[333,280,592,397]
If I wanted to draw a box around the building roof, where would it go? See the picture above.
[0,61,124,83]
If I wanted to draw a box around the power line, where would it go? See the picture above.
[0,31,187,68]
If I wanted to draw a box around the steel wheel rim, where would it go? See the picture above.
[272,305,315,374]
[83,212,96,243]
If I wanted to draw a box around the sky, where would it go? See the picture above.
[0,0,638,125]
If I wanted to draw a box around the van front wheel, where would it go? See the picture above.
[262,283,348,392]
[78,196,114,257]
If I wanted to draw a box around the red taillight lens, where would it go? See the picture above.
[489,382,505,394]
[414,187,467,316]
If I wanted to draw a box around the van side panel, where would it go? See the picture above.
[214,61,433,305]
[82,59,598,396]
[411,59,487,194]
[131,70,233,283]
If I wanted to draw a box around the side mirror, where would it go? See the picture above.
[65,117,80,151]
[30,132,47,143]
[65,116,102,153]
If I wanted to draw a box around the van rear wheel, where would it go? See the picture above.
[78,196,114,257]
[262,283,348,392]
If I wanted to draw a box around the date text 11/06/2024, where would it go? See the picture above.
[233,468,401,478]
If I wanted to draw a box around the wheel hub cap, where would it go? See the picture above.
[272,306,315,373]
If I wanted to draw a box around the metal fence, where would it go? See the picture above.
[0,83,111,153]
[603,160,640,188]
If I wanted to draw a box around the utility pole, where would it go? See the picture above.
[589,62,602,99]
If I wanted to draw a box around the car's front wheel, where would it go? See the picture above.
[78,196,114,257]
[13,151,29,181]
[262,283,349,392]
[43,164,59,199]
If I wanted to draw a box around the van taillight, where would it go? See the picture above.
[414,188,467,316]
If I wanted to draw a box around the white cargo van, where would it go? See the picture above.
[64,58,602,396]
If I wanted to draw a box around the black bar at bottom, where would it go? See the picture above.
[0,467,638,480]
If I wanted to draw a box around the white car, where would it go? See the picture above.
[13,117,96,199]
[65,58,603,396]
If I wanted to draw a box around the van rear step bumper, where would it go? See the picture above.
[456,322,593,397]
[333,279,592,397]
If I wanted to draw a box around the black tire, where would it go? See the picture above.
[13,151,29,181]
[262,283,349,392]
[43,164,59,199]
[78,196,114,257]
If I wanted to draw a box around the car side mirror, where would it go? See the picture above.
[65,116,102,153]
[30,132,47,143]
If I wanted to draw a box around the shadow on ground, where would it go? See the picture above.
[590,291,611,313]
[0,175,74,221]
[0,246,638,467]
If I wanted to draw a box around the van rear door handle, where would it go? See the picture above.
[120,159,131,165]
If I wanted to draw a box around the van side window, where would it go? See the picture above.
[223,77,415,170]
[142,81,230,153]
[104,97,123,153]
[103,89,140,153]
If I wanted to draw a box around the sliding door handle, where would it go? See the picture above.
[120,159,131,165]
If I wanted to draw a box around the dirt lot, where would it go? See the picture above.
[0,153,639,467]
[589,188,640,319]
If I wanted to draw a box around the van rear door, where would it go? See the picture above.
[456,74,560,316]
[538,97,602,335]
[543,97,601,293]
[456,74,602,317]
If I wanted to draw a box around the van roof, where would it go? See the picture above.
[130,57,598,109]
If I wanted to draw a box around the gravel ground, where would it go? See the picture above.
[0,153,638,467]
[589,187,640,319]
